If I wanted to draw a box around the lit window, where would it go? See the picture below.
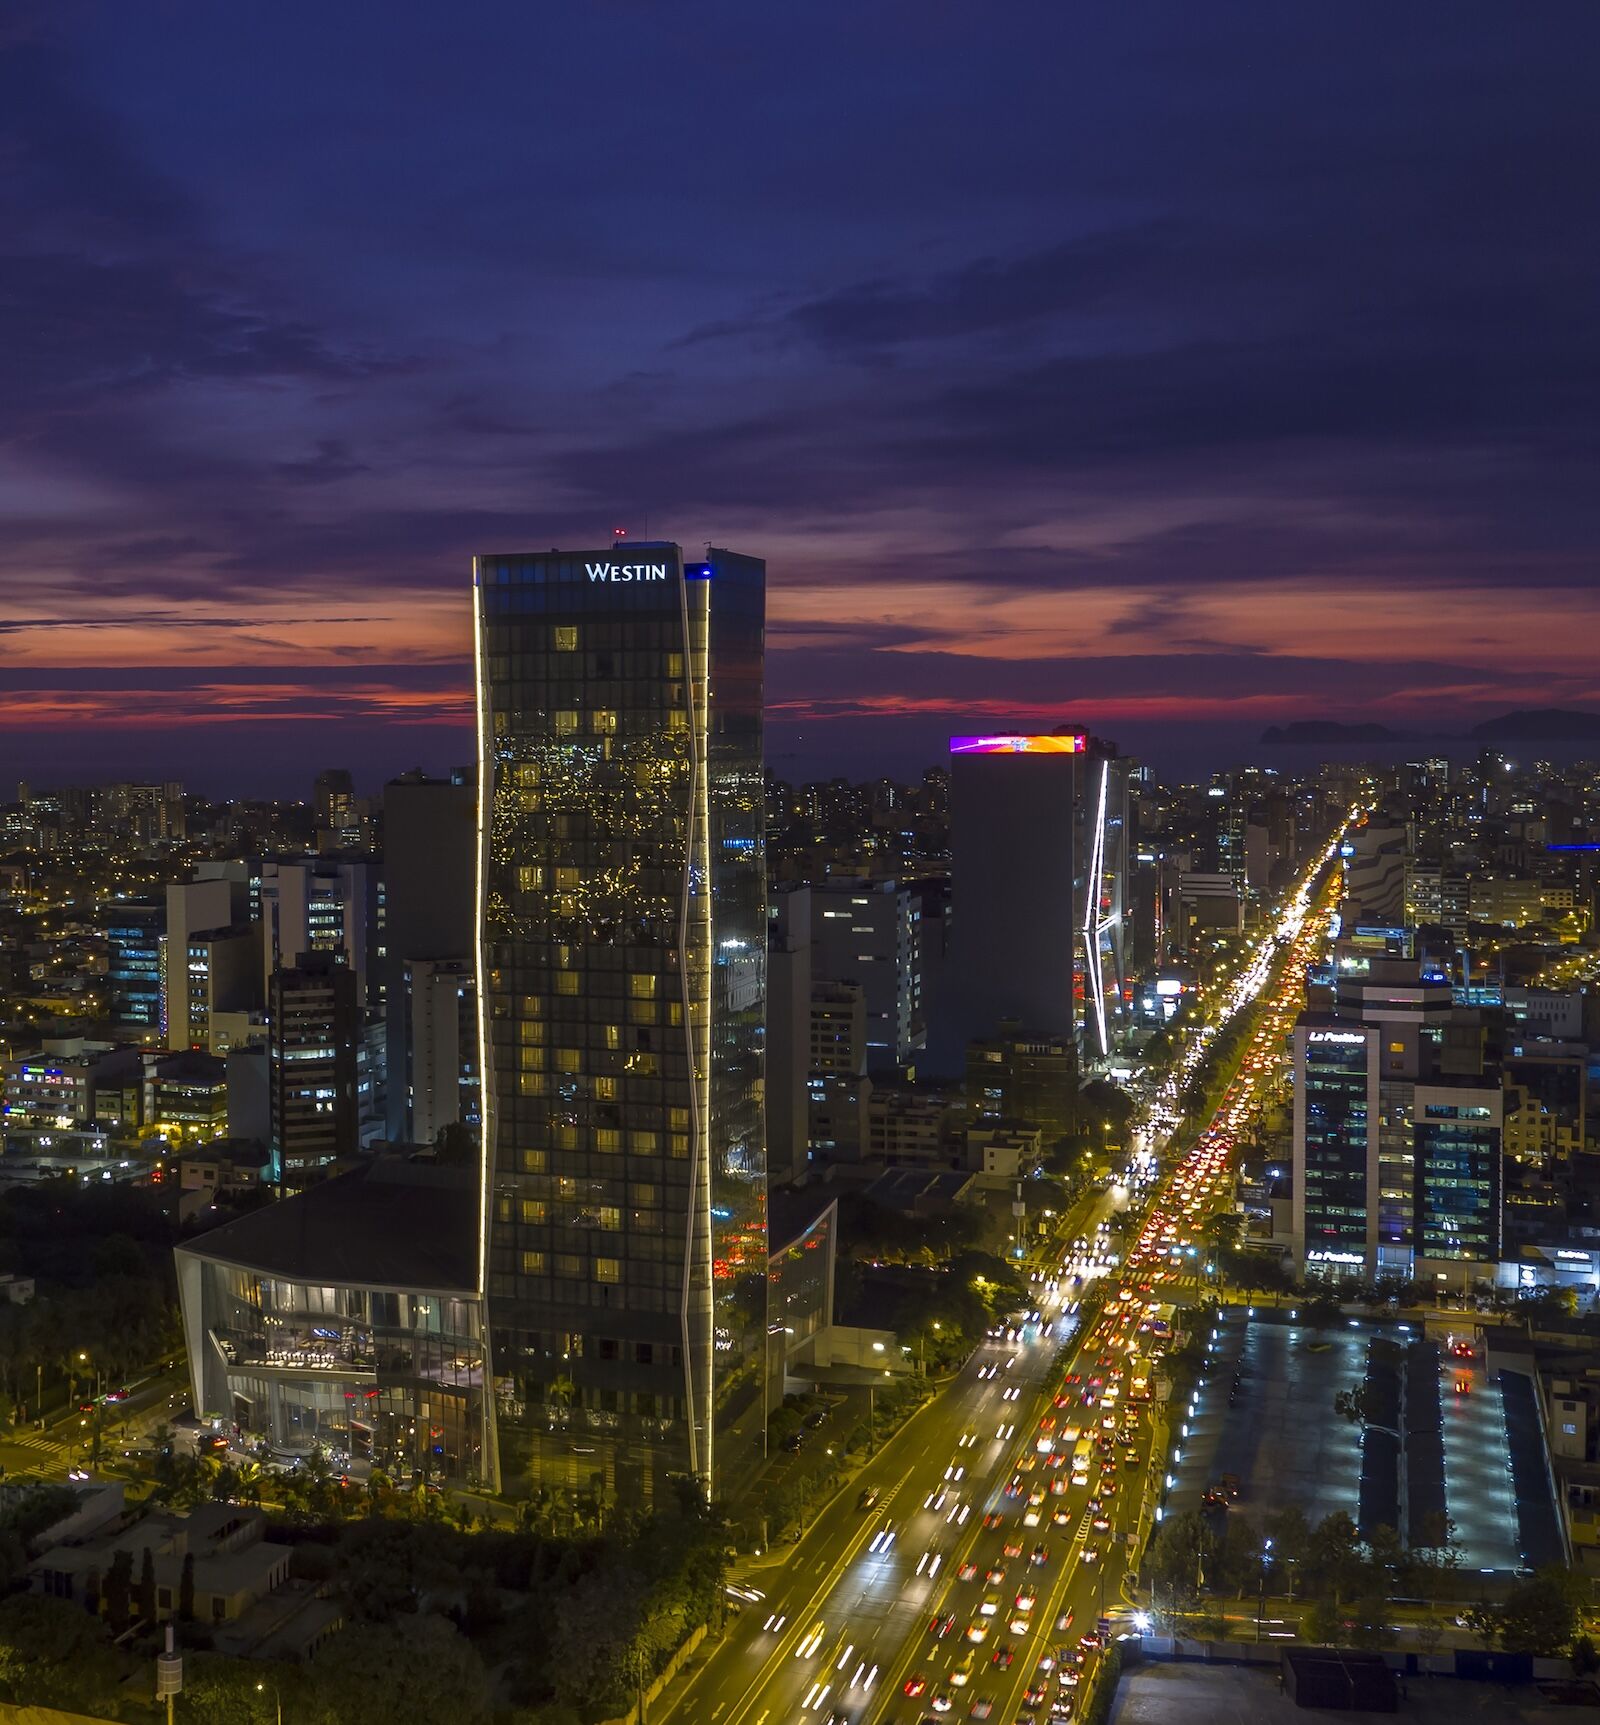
[597,1206,621,1231]
[521,1250,546,1276]
[556,972,579,996]
[555,711,579,736]
[629,974,658,999]
[604,1024,621,1050]
[556,867,580,892]
[520,1150,546,1173]
[630,1130,658,1154]
[554,626,578,651]
[518,1047,544,1071]
[595,1076,618,1101]
[520,1199,547,1225]
[556,1048,581,1074]
[591,709,617,735]
[518,1072,544,1097]
[595,1129,621,1154]
[595,1257,621,1284]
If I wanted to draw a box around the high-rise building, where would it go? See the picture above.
[1293,953,1503,1282]
[475,542,766,1507]
[260,857,383,1012]
[268,953,359,1189]
[313,768,357,844]
[403,958,479,1146]
[163,873,251,1050]
[382,772,476,1140]
[103,900,164,1032]
[809,877,923,1074]
[942,732,1128,1068]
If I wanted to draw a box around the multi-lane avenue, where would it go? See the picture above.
[661,828,1348,1725]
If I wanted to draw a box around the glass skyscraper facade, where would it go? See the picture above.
[474,544,766,1508]
[104,901,164,1030]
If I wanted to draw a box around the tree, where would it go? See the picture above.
[1144,1511,1218,1624]
[314,1617,491,1725]
[104,1547,134,1634]
[1415,1613,1445,1656]
[1493,1569,1584,1656]
[0,1593,123,1715]
[139,1544,157,1625]
[1305,1596,1348,1646]
[1306,1513,1365,1607]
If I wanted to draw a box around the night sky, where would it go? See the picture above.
[3,3,1596,795]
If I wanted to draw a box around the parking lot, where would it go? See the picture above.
[1168,1315,1525,1569]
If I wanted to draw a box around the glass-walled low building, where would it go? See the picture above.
[176,1161,486,1485]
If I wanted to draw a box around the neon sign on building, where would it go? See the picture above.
[948,734,1087,755]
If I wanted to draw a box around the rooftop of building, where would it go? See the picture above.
[769,1182,839,1253]
[177,1158,477,1292]
[865,1167,975,1211]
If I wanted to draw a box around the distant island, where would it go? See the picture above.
[1260,707,1600,747]
[1468,708,1600,742]
[1260,720,1406,745]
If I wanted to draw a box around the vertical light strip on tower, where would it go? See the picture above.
[1083,759,1110,1058]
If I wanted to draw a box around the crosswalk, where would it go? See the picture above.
[12,1434,68,1457]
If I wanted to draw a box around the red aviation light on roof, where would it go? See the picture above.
[949,734,1087,755]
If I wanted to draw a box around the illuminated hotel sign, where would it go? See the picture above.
[949,734,1087,755]
[1307,1030,1366,1045]
[1307,1249,1364,1266]
[585,562,669,583]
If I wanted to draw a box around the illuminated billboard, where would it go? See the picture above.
[949,733,1087,755]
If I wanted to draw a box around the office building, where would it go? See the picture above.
[382,771,476,1140]
[268,953,359,1189]
[103,900,164,1032]
[313,768,357,846]
[163,875,246,1050]
[260,858,383,1012]
[765,888,812,1189]
[809,877,922,1074]
[943,732,1128,1067]
[475,542,766,1507]
[1293,954,1503,1282]
[966,1027,1075,1159]
[402,958,479,1146]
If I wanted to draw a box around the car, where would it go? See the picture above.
[1015,1590,1037,1612]
[905,1675,928,1696]
[984,1512,1006,1529]
[1025,1685,1048,1706]
[858,1487,881,1511]
[966,1620,990,1644]
[950,1655,975,1688]
[1030,1544,1049,1566]
[930,1612,957,1638]
[803,1407,828,1429]
[958,1561,979,1582]
[1091,1515,1111,1533]
[1003,1536,1024,1557]
[1082,1545,1101,1565]
[992,1645,1014,1668]
[1078,1631,1105,1651]
[979,1595,1000,1617]
[1009,1615,1032,1634]
[781,1431,805,1452]
[987,1565,1007,1585]
[932,1694,954,1714]
[969,1701,994,1721]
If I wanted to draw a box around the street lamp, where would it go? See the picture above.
[1256,1538,1273,1642]
[254,1682,282,1725]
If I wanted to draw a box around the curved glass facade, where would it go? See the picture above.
[475,545,766,1508]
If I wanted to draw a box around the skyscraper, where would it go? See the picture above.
[940,732,1128,1069]
[474,543,766,1507]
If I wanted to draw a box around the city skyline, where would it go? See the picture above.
[3,4,1598,793]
